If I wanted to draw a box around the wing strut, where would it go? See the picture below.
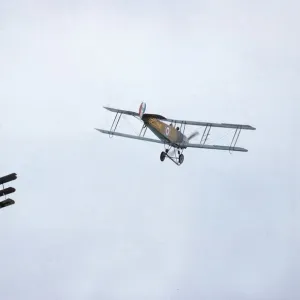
[200,125,212,145]
[229,127,242,153]
[180,121,187,135]
[139,124,148,137]
[109,112,123,138]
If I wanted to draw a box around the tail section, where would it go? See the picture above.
[139,102,146,118]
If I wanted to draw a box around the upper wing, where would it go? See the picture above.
[103,106,255,130]
[186,142,248,152]
[95,128,165,145]
[164,117,256,130]
[103,106,139,117]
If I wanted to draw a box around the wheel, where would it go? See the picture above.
[179,154,184,164]
[160,151,166,161]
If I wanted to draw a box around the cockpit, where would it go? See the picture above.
[169,123,180,131]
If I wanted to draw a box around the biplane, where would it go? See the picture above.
[95,102,255,166]
[0,173,17,209]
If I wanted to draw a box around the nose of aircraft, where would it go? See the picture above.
[183,135,189,145]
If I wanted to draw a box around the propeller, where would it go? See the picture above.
[167,130,199,156]
[187,131,199,141]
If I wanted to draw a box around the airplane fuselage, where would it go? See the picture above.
[142,115,188,148]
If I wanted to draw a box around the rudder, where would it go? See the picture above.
[139,102,146,118]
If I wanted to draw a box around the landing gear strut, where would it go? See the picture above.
[160,146,185,166]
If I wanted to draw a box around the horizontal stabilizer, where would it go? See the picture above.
[0,187,16,197]
[103,106,139,117]
[95,128,164,144]
[0,198,15,209]
[186,143,248,152]
[0,173,17,185]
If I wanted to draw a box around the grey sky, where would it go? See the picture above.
[0,1,299,299]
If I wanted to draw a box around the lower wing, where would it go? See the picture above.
[95,129,165,144]
[95,129,247,152]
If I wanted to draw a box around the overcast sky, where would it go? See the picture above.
[0,1,299,299]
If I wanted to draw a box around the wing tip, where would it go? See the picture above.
[94,128,106,133]
[231,146,248,152]
[221,123,256,130]
[244,125,256,130]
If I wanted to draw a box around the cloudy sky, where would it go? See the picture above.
[0,0,299,299]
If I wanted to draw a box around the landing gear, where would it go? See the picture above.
[160,151,166,161]
[160,145,185,166]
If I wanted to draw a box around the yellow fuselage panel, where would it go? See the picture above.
[147,118,179,143]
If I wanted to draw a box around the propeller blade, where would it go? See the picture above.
[167,131,199,156]
[188,131,199,141]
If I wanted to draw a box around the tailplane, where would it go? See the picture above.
[139,102,146,118]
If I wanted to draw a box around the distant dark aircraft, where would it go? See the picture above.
[95,102,256,166]
[0,173,17,209]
